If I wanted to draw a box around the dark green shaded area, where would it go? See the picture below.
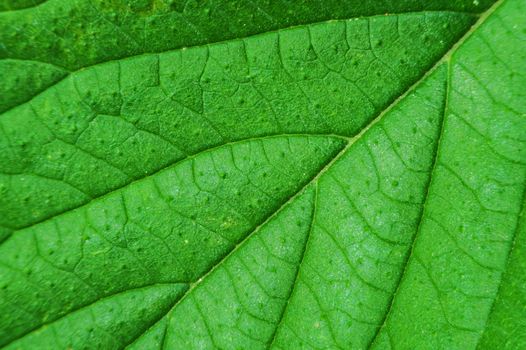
[0,0,46,11]
[0,0,493,70]
[0,59,68,113]
[0,0,492,111]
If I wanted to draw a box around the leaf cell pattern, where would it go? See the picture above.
[0,0,524,349]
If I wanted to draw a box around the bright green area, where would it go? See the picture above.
[370,0,526,348]
[0,0,525,349]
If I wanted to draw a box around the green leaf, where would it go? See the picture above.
[0,0,524,349]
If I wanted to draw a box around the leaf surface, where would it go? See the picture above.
[0,0,524,349]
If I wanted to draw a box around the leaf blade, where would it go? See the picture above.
[1,0,525,349]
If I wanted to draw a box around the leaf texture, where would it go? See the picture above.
[0,0,524,349]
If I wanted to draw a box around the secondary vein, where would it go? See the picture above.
[364,0,508,345]
[366,58,451,350]
[0,10,478,116]
[1,282,188,348]
[267,182,319,349]
[475,186,526,349]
